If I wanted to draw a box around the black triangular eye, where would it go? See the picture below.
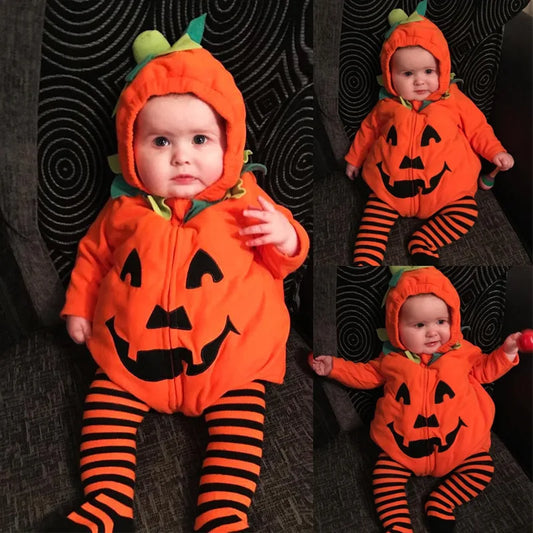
[386,125,398,146]
[186,249,223,289]
[435,380,455,404]
[421,125,441,146]
[395,383,410,405]
[120,249,142,287]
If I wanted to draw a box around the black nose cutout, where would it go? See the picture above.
[146,305,192,330]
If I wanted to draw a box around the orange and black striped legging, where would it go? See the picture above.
[353,194,478,265]
[63,372,265,533]
[372,452,494,533]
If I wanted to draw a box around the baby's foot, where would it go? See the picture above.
[410,252,439,266]
[43,493,134,533]
[478,174,495,190]
[426,515,456,532]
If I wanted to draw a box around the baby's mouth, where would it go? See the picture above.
[172,174,197,183]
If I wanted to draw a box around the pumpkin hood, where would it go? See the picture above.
[380,2,451,101]
[115,15,247,202]
[385,267,462,352]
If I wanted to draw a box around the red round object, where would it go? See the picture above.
[518,329,533,352]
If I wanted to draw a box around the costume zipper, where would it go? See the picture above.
[423,365,432,474]
[409,110,419,216]
[167,215,181,412]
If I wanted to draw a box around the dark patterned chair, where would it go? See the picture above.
[313,265,533,532]
[315,0,532,265]
[0,2,312,531]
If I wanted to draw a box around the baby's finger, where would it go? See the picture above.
[72,328,87,344]
[83,323,92,339]
[71,333,84,345]
[240,223,270,236]
[244,235,275,247]
[242,208,270,221]
[257,195,276,212]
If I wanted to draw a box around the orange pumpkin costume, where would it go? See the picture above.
[330,267,518,477]
[328,267,518,531]
[62,17,309,417]
[345,2,508,264]
[56,15,309,532]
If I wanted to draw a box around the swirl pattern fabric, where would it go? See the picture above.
[38,0,312,304]
[336,266,510,423]
[339,0,529,139]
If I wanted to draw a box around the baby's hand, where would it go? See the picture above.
[493,152,514,171]
[346,164,360,180]
[66,315,92,344]
[240,196,299,256]
[310,354,334,376]
[502,331,521,360]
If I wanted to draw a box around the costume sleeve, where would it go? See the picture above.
[470,345,519,384]
[241,172,309,279]
[60,199,117,320]
[345,104,382,168]
[454,86,506,162]
[329,355,385,389]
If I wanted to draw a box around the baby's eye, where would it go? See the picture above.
[425,69,435,75]
[415,323,425,328]
[404,71,413,77]
[437,319,447,325]
[153,136,169,147]
[193,134,207,145]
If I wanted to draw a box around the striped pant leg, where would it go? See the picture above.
[408,196,478,261]
[66,371,149,533]
[353,194,400,265]
[194,381,266,532]
[372,453,414,533]
[425,452,494,526]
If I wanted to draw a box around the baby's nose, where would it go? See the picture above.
[171,144,190,164]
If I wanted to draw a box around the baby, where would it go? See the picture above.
[55,15,309,532]
[345,1,514,265]
[311,267,522,533]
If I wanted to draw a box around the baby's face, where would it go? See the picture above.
[391,46,439,101]
[398,293,451,354]
[133,94,226,199]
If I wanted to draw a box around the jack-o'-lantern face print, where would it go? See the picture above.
[106,247,239,381]
[377,124,450,198]
[387,380,466,458]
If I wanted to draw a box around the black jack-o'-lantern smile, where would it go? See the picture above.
[106,248,240,382]
[377,124,451,198]
[387,380,467,459]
